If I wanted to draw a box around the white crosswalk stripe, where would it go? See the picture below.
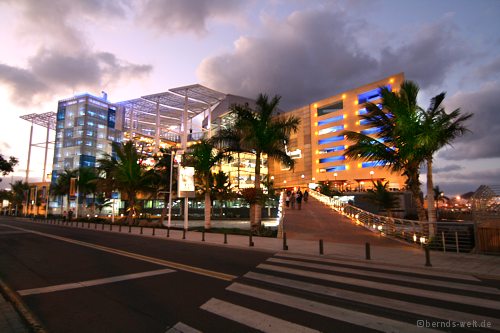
[198,254,500,332]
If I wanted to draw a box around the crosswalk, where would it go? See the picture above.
[194,253,500,332]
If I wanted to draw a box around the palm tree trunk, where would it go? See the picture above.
[252,152,262,230]
[159,192,168,225]
[204,192,211,230]
[426,157,436,236]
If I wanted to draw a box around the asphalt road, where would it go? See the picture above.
[1,218,500,333]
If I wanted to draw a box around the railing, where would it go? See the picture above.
[309,190,475,252]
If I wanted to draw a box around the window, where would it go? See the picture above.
[358,86,390,104]
[362,161,386,168]
[317,101,343,117]
[325,165,346,172]
[319,146,345,154]
[318,125,344,136]
[361,127,381,135]
[318,135,343,145]
[80,155,96,168]
[319,156,346,164]
[318,115,343,126]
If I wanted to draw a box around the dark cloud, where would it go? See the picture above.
[1,0,132,49]
[473,57,500,81]
[0,49,152,105]
[379,18,469,89]
[139,0,244,35]
[438,82,500,160]
[432,168,500,195]
[199,10,379,109]
[432,164,464,173]
[198,10,471,110]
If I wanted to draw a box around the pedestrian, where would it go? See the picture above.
[304,189,309,203]
[290,191,296,209]
[63,210,67,222]
[286,190,291,207]
[68,209,73,222]
[296,188,303,210]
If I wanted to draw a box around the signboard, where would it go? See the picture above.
[178,166,196,198]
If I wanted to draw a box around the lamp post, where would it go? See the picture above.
[167,150,176,228]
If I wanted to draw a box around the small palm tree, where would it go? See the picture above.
[76,167,98,217]
[212,94,300,229]
[184,139,228,230]
[97,141,156,224]
[367,180,399,217]
[212,170,233,218]
[50,169,78,216]
[151,148,177,225]
[10,180,29,215]
[420,93,472,226]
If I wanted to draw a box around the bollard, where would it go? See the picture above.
[140,226,143,235]
[249,232,254,247]
[283,232,288,251]
[94,223,97,230]
[88,222,90,228]
[152,227,155,236]
[102,223,104,230]
[319,239,324,255]
[455,231,459,254]
[110,224,112,231]
[424,246,432,267]
[202,230,205,242]
[224,232,227,244]
[128,225,131,233]
[183,229,186,239]
[365,242,371,260]
[167,227,170,238]
[441,232,446,253]
[119,224,122,232]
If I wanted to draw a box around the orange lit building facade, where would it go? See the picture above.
[269,73,407,191]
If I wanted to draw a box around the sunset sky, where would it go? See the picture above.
[1,0,499,196]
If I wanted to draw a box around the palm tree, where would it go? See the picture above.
[97,141,156,224]
[420,93,472,227]
[212,170,233,218]
[343,81,428,222]
[10,180,29,216]
[212,94,300,229]
[50,169,78,216]
[367,180,399,217]
[76,167,98,217]
[151,148,177,226]
[184,139,228,230]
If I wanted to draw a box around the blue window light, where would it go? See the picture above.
[319,156,346,164]
[318,136,343,145]
[362,161,386,168]
[318,115,343,126]
[358,86,391,104]
[318,125,344,135]
[326,165,346,172]
[361,127,382,135]
[319,146,345,154]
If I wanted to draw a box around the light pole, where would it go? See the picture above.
[167,150,176,228]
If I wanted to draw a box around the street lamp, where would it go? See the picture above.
[167,150,176,228]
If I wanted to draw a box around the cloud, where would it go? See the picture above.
[198,9,471,110]
[138,0,245,35]
[198,9,379,109]
[438,82,500,160]
[433,168,500,195]
[0,49,152,105]
[432,164,464,173]
[472,56,500,81]
[1,0,132,50]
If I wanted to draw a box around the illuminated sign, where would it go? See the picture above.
[178,166,195,198]
[287,149,302,159]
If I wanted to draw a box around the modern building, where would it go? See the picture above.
[269,73,407,191]
[52,93,123,181]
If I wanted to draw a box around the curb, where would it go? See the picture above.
[0,278,47,333]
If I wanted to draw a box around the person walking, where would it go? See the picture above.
[304,189,309,203]
[296,188,303,210]
[290,191,296,209]
[285,190,291,207]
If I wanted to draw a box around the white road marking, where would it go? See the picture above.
[165,322,202,333]
[201,298,320,333]
[267,257,500,294]
[244,271,500,331]
[228,283,442,333]
[276,253,481,281]
[257,263,500,309]
[3,224,236,281]
[18,268,175,296]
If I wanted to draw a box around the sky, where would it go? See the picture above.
[0,0,499,197]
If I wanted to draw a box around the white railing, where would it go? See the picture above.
[311,191,473,248]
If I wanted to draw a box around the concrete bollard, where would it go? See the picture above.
[425,246,432,267]
[102,223,104,230]
[249,232,254,247]
[94,223,97,230]
[183,229,186,239]
[365,242,371,260]
[140,226,143,235]
[319,239,324,255]
[283,232,288,251]
[129,225,131,233]
[224,232,227,244]
[88,222,90,228]
[119,225,122,232]
[110,224,112,231]
[152,227,155,236]
[202,230,205,242]
[167,227,170,237]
